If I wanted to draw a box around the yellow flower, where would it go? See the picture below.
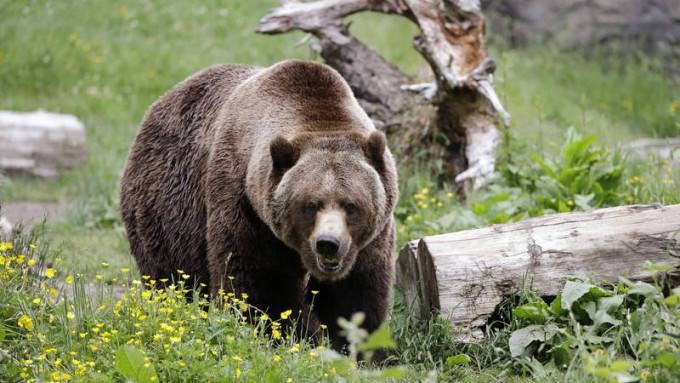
[280,310,292,320]
[447,192,454,198]
[232,356,242,362]
[29,244,36,249]
[311,290,319,295]
[273,355,281,363]
[641,370,650,381]
[18,315,33,331]
[421,188,429,194]
[27,259,36,267]
[236,368,241,378]
[96,274,103,280]
[45,268,56,278]
[272,329,281,339]
[65,275,74,284]
[101,262,109,267]
[121,268,130,273]
[287,378,293,383]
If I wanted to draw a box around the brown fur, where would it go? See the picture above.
[120,60,398,351]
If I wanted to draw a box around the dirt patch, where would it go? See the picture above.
[0,201,69,229]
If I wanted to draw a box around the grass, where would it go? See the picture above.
[1,0,679,381]
[492,46,680,147]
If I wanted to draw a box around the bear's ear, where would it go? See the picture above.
[363,131,386,171]
[270,135,299,173]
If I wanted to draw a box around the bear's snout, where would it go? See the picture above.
[310,210,351,274]
[316,234,340,257]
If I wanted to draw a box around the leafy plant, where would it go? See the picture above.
[504,127,625,213]
[507,274,680,382]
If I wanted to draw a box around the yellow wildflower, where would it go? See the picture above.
[45,268,56,278]
[18,315,34,331]
[280,309,292,320]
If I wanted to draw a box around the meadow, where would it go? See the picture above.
[1,0,679,381]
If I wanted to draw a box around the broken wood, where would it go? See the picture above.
[396,204,680,341]
[0,110,87,178]
[257,0,509,192]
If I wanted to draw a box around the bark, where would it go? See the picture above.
[396,204,680,341]
[257,0,509,191]
[0,110,88,178]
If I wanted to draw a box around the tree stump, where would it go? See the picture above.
[396,204,680,341]
[0,110,88,178]
[257,0,510,192]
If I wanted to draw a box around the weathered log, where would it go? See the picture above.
[257,0,509,192]
[0,110,87,178]
[396,204,680,341]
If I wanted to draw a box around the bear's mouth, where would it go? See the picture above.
[317,256,342,272]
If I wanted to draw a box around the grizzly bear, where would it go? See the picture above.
[120,60,398,351]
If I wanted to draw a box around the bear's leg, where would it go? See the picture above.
[207,202,316,337]
[307,222,395,354]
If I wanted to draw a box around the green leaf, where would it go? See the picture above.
[550,295,567,318]
[513,301,550,324]
[115,345,157,383]
[0,326,5,343]
[530,154,557,178]
[472,203,486,216]
[357,324,396,352]
[509,325,546,357]
[561,280,594,310]
[658,353,677,368]
[643,263,673,272]
[664,295,680,305]
[574,194,595,211]
[591,296,623,330]
[378,366,409,379]
[627,281,661,299]
[446,354,471,366]
[609,360,632,372]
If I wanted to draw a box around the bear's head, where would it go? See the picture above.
[268,131,392,281]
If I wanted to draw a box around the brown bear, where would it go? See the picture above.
[119,60,398,351]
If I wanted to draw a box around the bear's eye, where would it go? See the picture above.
[343,203,357,215]
[305,202,321,213]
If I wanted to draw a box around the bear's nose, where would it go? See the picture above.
[316,235,340,257]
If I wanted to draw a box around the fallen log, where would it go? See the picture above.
[0,110,87,178]
[257,0,509,192]
[396,204,680,341]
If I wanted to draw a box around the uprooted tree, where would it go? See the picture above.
[257,0,510,193]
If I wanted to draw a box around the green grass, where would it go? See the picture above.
[492,46,680,148]
[1,0,680,381]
